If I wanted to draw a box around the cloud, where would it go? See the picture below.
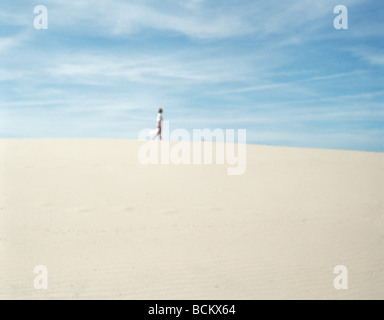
[344,44,384,68]
[0,69,26,81]
[38,0,361,40]
[0,34,27,54]
[47,0,253,39]
[0,0,370,45]
[41,49,265,86]
[230,83,291,93]
[356,51,384,67]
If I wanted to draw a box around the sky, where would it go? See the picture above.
[0,0,383,151]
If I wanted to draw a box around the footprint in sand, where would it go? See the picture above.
[34,202,53,208]
[158,209,179,216]
[111,205,135,212]
[50,165,68,169]
[198,206,224,213]
[73,206,94,213]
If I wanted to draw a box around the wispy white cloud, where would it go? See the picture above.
[0,8,30,28]
[215,71,366,96]
[37,0,361,40]
[0,33,28,54]
[233,83,290,93]
[354,51,384,67]
[307,71,367,82]
[0,68,26,81]
[311,90,384,102]
[41,49,267,86]
[48,0,253,39]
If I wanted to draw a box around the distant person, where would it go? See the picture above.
[152,108,163,140]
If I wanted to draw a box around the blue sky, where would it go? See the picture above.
[0,0,383,151]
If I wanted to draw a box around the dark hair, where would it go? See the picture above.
[158,108,163,113]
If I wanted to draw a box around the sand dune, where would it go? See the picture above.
[0,139,383,299]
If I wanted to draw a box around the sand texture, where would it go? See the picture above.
[0,139,383,299]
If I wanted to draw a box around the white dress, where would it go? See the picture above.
[150,113,163,136]
[157,113,163,131]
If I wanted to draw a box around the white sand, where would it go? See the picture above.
[0,139,383,300]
